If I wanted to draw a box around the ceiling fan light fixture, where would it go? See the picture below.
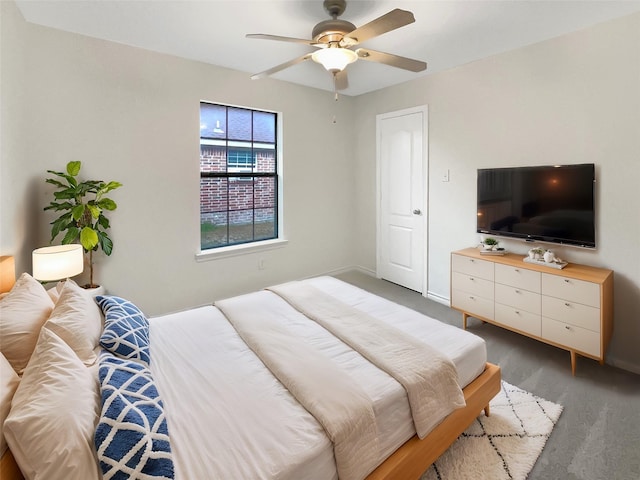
[312,47,357,72]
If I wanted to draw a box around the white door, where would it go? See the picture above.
[377,106,427,293]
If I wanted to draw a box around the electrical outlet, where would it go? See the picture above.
[442,169,450,182]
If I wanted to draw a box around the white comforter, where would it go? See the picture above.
[268,281,466,439]
[149,276,487,480]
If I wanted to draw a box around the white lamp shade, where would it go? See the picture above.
[32,244,84,282]
[312,48,357,72]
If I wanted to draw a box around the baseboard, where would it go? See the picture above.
[317,265,376,278]
[606,355,640,375]
[426,291,450,307]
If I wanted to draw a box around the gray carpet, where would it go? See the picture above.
[335,270,640,480]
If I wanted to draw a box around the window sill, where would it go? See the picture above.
[195,238,288,262]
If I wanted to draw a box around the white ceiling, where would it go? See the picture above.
[15,0,640,96]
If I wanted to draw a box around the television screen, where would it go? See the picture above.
[477,164,596,248]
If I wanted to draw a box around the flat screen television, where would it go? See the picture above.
[477,164,596,248]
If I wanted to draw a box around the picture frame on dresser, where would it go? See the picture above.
[450,248,613,375]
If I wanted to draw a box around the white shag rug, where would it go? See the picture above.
[421,381,563,480]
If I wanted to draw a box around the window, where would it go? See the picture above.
[200,103,278,251]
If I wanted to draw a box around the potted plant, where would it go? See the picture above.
[44,161,122,288]
[528,247,545,260]
[482,237,499,250]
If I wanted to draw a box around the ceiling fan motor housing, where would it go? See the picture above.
[312,19,356,44]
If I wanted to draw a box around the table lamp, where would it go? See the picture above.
[32,244,84,282]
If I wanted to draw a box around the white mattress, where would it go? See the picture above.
[149,276,486,480]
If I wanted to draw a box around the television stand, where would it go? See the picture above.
[450,248,613,375]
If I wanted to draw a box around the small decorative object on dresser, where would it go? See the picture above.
[481,237,499,251]
[543,250,556,263]
[451,248,613,375]
[528,247,544,260]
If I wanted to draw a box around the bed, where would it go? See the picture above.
[0,256,500,480]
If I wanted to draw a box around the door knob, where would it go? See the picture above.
[413,209,422,215]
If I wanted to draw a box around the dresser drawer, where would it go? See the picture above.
[495,303,541,337]
[451,254,494,281]
[451,272,494,300]
[496,264,541,293]
[542,274,600,308]
[542,296,600,332]
[495,283,541,315]
[542,317,600,357]
[452,289,494,321]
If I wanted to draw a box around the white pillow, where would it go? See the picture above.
[46,281,65,304]
[0,352,20,456]
[0,273,54,374]
[4,327,101,480]
[44,280,104,366]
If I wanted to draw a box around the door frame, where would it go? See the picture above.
[376,105,429,296]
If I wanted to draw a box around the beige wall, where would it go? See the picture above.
[3,2,639,372]
[353,12,640,373]
[1,1,357,315]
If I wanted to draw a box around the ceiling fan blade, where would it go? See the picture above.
[250,53,314,80]
[334,70,348,91]
[341,9,415,47]
[356,48,427,72]
[246,34,324,48]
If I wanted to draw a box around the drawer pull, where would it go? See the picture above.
[469,296,475,300]
[565,325,571,330]
[515,290,521,294]
[515,269,520,272]
[564,279,570,283]
[515,311,520,315]
[470,277,475,281]
[565,302,571,307]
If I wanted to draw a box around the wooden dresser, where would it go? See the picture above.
[450,248,613,375]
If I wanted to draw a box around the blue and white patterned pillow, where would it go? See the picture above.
[96,295,151,366]
[95,353,174,479]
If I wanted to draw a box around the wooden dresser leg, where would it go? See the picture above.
[570,351,576,376]
[484,405,491,417]
[463,313,468,330]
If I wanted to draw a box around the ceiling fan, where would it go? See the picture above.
[246,0,427,91]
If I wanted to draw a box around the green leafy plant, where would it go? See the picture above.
[483,237,499,246]
[44,161,122,287]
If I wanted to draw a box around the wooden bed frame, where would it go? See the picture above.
[0,363,500,480]
[0,255,501,480]
[367,362,501,479]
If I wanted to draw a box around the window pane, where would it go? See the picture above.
[229,177,254,210]
[200,177,228,214]
[255,177,275,208]
[255,149,276,173]
[228,107,252,141]
[201,211,228,249]
[200,104,226,139]
[201,145,227,173]
[228,209,254,244]
[253,111,276,143]
[254,208,276,241]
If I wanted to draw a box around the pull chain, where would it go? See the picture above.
[332,72,338,123]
